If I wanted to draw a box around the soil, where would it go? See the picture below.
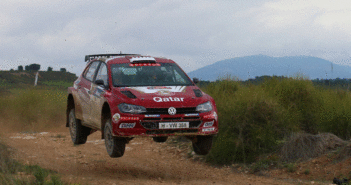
[1,125,343,185]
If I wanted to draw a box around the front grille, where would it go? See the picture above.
[163,117,182,121]
[146,129,198,135]
[143,118,161,121]
[183,116,200,120]
[144,107,197,115]
[140,121,202,130]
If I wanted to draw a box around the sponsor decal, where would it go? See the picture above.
[153,97,184,102]
[202,127,215,132]
[203,112,218,120]
[92,86,105,97]
[147,86,172,90]
[119,122,136,128]
[129,63,160,67]
[120,117,139,121]
[155,90,175,96]
[184,113,199,117]
[168,107,176,115]
[112,113,120,123]
[145,114,160,117]
[129,86,186,94]
[203,121,214,127]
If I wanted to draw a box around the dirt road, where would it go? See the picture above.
[2,128,313,185]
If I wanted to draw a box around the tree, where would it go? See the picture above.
[25,65,29,71]
[28,64,40,71]
[18,65,23,71]
[60,68,66,72]
[47,67,53,72]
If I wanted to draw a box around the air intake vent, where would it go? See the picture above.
[193,89,203,97]
[121,91,137,99]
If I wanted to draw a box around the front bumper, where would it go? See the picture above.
[111,110,218,137]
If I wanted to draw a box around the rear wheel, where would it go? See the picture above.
[153,136,168,143]
[104,120,126,158]
[192,135,213,155]
[68,109,90,144]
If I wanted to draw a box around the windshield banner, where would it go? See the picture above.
[128,86,186,95]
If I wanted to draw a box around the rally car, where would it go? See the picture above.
[66,54,219,157]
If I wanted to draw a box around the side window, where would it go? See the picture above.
[95,63,108,86]
[84,61,100,81]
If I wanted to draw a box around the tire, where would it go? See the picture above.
[153,136,168,143]
[104,120,126,158]
[192,135,213,155]
[68,108,89,145]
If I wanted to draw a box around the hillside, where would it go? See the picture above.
[0,71,77,89]
[188,55,351,81]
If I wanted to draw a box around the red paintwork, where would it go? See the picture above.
[67,56,219,137]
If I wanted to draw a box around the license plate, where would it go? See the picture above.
[159,122,189,129]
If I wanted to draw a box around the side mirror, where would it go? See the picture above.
[95,79,108,89]
[193,78,199,84]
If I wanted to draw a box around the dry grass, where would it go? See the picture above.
[0,88,66,132]
[280,132,346,162]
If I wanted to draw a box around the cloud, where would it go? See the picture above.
[1,0,351,74]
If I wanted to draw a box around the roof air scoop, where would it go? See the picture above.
[129,56,156,63]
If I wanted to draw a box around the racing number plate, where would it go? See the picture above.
[159,122,189,129]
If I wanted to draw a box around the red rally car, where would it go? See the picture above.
[66,54,219,158]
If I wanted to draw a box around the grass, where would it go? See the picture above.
[286,163,297,173]
[0,138,69,185]
[203,77,351,165]
[0,87,73,184]
[0,87,66,132]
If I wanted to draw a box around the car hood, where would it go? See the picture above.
[113,86,208,108]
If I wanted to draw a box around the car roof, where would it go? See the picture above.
[89,55,176,65]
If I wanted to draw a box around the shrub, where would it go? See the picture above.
[263,77,322,134]
[318,89,351,140]
[205,80,297,164]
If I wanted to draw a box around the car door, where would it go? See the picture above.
[77,61,100,126]
[89,62,108,129]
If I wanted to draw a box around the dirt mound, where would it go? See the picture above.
[280,132,346,162]
[334,143,351,161]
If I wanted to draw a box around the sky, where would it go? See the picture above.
[1,0,351,75]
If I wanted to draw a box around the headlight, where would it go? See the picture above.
[118,103,146,114]
[196,101,212,112]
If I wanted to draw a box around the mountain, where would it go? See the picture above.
[188,55,351,81]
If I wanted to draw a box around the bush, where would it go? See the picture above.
[318,89,351,140]
[203,77,349,165]
[263,78,322,134]
[205,80,297,164]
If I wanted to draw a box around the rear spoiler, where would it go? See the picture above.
[85,54,140,62]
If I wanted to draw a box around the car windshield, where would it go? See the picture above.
[111,63,193,87]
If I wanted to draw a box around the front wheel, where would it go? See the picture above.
[192,135,213,155]
[68,108,90,145]
[104,120,126,158]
